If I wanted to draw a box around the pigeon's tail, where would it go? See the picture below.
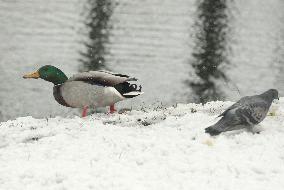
[205,126,222,136]
[205,117,229,136]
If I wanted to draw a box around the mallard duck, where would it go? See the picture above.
[23,65,143,117]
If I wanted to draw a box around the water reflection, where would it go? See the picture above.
[79,0,114,71]
[189,0,229,103]
[0,0,283,121]
[276,14,284,94]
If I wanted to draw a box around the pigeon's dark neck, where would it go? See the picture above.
[260,92,273,102]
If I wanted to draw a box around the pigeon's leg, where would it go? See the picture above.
[246,125,260,134]
[110,104,117,114]
[82,106,88,117]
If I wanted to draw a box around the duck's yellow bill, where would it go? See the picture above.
[23,71,40,79]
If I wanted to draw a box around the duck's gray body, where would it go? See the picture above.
[53,70,143,108]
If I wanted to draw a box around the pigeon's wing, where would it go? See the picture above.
[236,101,269,125]
[68,71,137,86]
[206,107,244,135]
[218,103,239,117]
[218,96,250,117]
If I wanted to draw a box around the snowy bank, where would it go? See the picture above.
[0,99,284,190]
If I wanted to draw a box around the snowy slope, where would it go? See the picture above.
[0,99,284,190]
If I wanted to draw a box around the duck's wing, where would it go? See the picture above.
[68,70,138,86]
[96,70,133,78]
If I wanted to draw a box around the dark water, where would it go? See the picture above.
[0,0,283,121]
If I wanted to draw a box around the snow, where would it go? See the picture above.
[0,99,284,190]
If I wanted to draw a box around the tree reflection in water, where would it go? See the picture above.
[189,0,229,103]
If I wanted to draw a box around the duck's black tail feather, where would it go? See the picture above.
[114,82,143,98]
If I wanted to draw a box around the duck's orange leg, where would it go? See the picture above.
[82,106,88,117]
[110,104,117,114]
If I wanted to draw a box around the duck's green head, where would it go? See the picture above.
[23,65,68,85]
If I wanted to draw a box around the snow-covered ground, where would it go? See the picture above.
[0,99,284,190]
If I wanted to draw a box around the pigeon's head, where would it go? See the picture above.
[265,89,279,101]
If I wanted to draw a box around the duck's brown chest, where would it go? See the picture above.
[53,85,72,107]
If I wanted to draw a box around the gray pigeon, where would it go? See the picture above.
[205,89,279,136]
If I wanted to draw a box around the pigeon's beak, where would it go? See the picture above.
[23,71,40,79]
